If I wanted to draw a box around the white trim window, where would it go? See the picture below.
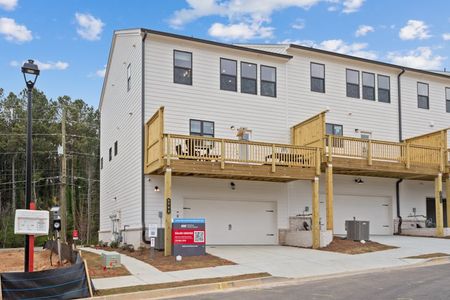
[446,87,450,113]
[346,69,360,98]
[417,82,429,109]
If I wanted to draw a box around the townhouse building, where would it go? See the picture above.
[99,28,450,251]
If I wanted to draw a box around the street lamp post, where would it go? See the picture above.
[21,59,40,272]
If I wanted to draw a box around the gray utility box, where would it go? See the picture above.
[345,220,370,241]
[144,227,165,250]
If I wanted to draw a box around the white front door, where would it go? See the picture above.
[333,195,392,235]
[183,199,277,245]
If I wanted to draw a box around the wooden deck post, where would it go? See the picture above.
[315,148,321,176]
[164,168,172,256]
[327,136,333,162]
[435,173,444,237]
[166,134,171,166]
[405,143,410,169]
[312,176,320,249]
[447,176,450,230]
[221,139,225,169]
[271,144,276,173]
[367,140,372,166]
[326,164,334,232]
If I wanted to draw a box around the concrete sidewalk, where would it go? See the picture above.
[82,235,450,290]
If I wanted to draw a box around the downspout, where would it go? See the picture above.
[396,68,405,235]
[141,31,150,244]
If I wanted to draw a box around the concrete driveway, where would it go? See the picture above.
[206,235,450,278]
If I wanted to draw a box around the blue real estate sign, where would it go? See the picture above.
[172,218,206,256]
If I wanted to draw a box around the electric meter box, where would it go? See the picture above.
[14,209,49,236]
[101,252,121,268]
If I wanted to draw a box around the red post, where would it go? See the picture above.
[28,202,36,272]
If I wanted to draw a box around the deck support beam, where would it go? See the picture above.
[312,176,320,249]
[435,173,444,237]
[326,164,334,232]
[164,168,172,256]
[446,176,450,230]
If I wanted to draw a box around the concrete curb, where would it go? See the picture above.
[91,276,283,299]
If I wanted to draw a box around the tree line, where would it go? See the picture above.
[0,87,99,247]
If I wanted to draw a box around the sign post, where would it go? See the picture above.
[148,223,158,259]
[172,218,206,257]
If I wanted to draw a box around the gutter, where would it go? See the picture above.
[395,68,405,235]
[141,31,150,245]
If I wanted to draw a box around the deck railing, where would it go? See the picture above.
[163,134,319,170]
[325,135,443,169]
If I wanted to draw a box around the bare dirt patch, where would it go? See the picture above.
[318,237,397,255]
[0,249,68,273]
[95,246,235,272]
[404,253,450,259]
[96,272,271,296]
[79,250,130,279]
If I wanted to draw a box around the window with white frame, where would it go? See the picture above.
[174,50,192,85]
[189,119,214,137]
[220,58,237,92]
[446,87,450,113]
[241,62,257,95]
[362,72,375,101]
[346,69,360,98]
[310,62,325,93]
[378,75,391,103]
[417,82,429,109]
[260,65,276,97]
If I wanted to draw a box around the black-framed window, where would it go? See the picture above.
[261,65,276,97]
[114,141,118,156]
[109,147,112,161]
[362,72,375,101]
[127,63,131,91]
[310,62,325,93]
[174,50,192,85]
[418,82,429,109]
[241,62,257,94]
[446,87,450,113]
[378,75,391,103]
[326,123,343,136]
[190,119,214,137]
[100,157,103,170]
[220,58,237,91]
[346,69,360,98]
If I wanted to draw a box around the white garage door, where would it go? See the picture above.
[333,195,392,235]
[183,199,277,245]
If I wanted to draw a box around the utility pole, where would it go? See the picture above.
[12,155,16,211]
[71,157,76,231]
[87,162,92,244]
[60,107,67,243]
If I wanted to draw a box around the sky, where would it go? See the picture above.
[0,0,449,108]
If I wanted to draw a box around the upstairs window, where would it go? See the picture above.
[310,62,325,93]
[114,141,118,156]
[241,62,257,95]
[346,69,360,98]
[190,119,214,137]
[446,87,450,113]
[378,75,391,103]
[174,50,192,85]
[326,123,343,136]
[417,82,429,109]
[261,65,276,97]
[127,64,131,91]
[362,72,375,101]
[109,147,112,161]
[220,58,237,92]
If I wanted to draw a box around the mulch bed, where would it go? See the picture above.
[96,272,271,296]
[80,250,131,278]
[318,237,398,255]
[0,249,69,273]
[404,253,450,259]
[95,246,236,272]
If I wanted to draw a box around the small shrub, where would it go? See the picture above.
[109,240,119,248]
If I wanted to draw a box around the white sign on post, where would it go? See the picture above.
[14,209,49,236]
[148,224,158,238]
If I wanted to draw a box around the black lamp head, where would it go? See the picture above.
[21,59,40,89]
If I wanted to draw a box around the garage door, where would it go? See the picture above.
[333,195,392,235]
[183,199,277,245]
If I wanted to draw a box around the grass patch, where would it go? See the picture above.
[80,250,130,278]
[318,237,397,255]
[404,253,450,259]
[96,272,271,296]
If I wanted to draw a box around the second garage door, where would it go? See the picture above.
[183,199,277,245]
[333,195,392,235]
